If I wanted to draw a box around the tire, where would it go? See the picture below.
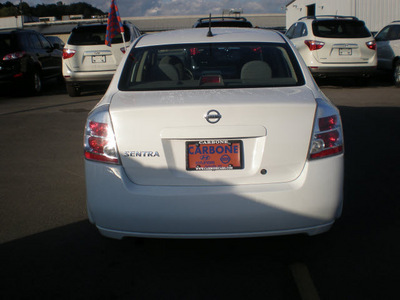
[66,84,81,97]
[29,71,42,95]
[394,60,400,88]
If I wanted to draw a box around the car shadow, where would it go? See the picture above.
[315,70,394,88]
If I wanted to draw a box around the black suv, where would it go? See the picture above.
[0,29,63,95]
[193,16,253,28]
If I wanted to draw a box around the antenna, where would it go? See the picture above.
[207,13,213,37]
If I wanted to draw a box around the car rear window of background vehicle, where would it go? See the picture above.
[67,25,131,46]
[0,34,17,54]
[312,20,371,38]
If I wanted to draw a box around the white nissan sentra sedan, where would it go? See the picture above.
[84,28,344,239]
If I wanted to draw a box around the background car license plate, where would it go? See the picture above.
[92,55,106,63]
[186,140,243,171]
[339,48,352,55]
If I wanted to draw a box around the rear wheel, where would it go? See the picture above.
[29,71,42,95]
[66,84,81,97]
[394,60,400,88]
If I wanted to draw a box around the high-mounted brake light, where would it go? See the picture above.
[309,99,344,160]
[63,48,76,59]
[190,48,200,56]
[84,105,120,164]
[304,40,325,51]
[366,41,376,50]
[3,51,25,60]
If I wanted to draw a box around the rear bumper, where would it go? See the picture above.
[309,65,376,77]
[62,64,114,85]
[85,154,344,239]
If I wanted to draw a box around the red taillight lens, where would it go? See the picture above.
[366,41,376,50]
[13,72,23,78]
[3,51,25,60]
[304,40,325,51]
[309,101,344,160]
[316,130,340,149]
[319,115,338,131]
[84,106,120,164]
[63,48,76,59]
[88,136,107,153]
[90,121,108,137]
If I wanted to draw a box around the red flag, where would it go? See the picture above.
[105,0,124,46]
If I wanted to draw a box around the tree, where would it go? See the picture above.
[0,1,105,18]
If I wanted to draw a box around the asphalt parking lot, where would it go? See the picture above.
[0,76,399,299]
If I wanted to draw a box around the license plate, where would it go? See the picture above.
[186,140,243,171]
[339,48,352,56]
[92,55,106,63]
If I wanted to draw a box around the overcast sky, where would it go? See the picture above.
[15,0,289,17]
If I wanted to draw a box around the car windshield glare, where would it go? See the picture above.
[312,20,371,38]
[118,42,304,91]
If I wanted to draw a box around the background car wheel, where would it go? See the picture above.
[66,84,81,97]
[394,60,400,88]
[29,71,42,95]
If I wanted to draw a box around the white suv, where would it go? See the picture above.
[375,21,400,87]
[62,22,141,97]
[286,16,377,78]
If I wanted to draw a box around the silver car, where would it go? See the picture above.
[62,22,141,97]
[84,28,344,240]
[375,21,400,87]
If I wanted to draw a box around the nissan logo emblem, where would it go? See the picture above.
[205,109,222,124]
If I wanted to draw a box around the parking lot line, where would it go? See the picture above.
[290,262,320,300]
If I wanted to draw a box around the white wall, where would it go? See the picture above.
[0,16,23,29]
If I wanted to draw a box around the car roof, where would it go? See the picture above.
[0,29,37,34]
[135,28,286,48]
[298,15,361,22]
[194,16,253,28]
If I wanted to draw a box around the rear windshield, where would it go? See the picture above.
[118,42,305,91]
[68,25,131,45]
[0,33,17,54]
[312,20,371,38]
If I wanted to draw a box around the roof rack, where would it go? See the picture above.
[198,16,248,23]
[299,15,359,21]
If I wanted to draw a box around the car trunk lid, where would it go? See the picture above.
[313,38,373,64]
[109,87,316,186]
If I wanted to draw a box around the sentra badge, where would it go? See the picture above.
[124,151,160,157]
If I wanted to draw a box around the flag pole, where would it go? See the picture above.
[121,23,127,52]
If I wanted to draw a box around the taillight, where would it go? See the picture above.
[304,40,325,51]
[84,105,120,164]
[366,41,376,50]
[63,48,76,59]
[309,99,344,160]
[3,51,25,60]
